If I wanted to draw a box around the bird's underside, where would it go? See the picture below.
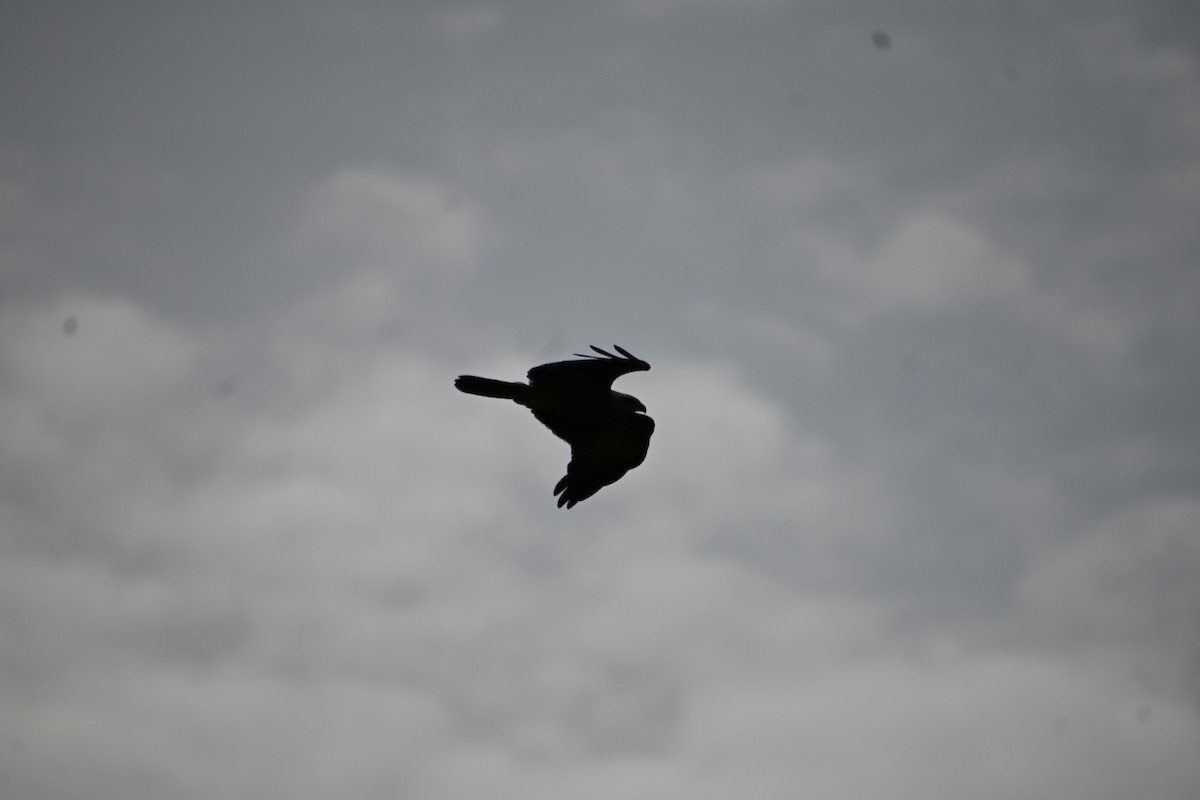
[455,345,654,508]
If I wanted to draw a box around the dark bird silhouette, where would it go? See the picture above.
[455,345,655,508]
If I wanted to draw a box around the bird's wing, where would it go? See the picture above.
[526,345,650,392]
[545,413,655,508]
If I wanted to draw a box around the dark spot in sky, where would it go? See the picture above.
[1137,703,1153,725]
[871,31,892,50]
[62,316,78,337]
[787,90,807,110]
[211,374,241,402]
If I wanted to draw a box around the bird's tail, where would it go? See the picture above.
[455,375,529,401]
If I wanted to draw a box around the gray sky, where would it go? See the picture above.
[2,1,1199,798]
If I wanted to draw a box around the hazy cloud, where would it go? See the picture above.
[2,2,1198,798]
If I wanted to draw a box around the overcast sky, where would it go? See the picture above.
[2,1,1199,798]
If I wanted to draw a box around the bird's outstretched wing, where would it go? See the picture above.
[456,345,654,508]
[526,345,649,392]
[549,413,656,508]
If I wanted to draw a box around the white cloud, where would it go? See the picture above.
[742,157,865,214]
[678,651,1199,800]
[813,213,1030,322]
[430,5,504,41]
[294,167,489,276]
[0,295,193,423]
[1018,497,1200,664]
[0,284,903,797]
[616,0,783,19]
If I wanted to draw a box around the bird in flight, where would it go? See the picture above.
[455,345,655,508]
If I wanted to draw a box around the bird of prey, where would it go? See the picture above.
[455,345,655,508]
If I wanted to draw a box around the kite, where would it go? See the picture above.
[455,345,655,508]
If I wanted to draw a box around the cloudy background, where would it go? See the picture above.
[2,1,1199,797]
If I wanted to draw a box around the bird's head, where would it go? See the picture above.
[614,391,647,414]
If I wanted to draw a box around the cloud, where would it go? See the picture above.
[0,281,906,795]
[1019,497,1200,687]
[678,650,1199,800]
[294,167,489,275]
[812,212,1029,322]
[616,0,783,19]
[3,2,1199,798]
[430,5,505,41]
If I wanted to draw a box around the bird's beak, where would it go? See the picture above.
[635,400,647,414]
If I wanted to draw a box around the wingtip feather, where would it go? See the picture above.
[569,344,646,363]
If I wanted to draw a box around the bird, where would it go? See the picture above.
[455,345,655,508]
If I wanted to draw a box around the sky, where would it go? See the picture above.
[2,1,1199,798]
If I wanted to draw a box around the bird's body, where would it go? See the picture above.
[455,345,654,508]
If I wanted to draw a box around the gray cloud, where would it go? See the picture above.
[2,1,1198,798]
